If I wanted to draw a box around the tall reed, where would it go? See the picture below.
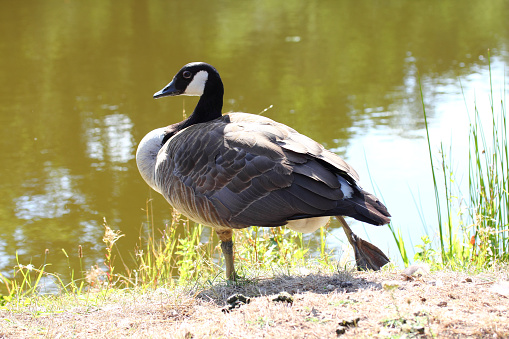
[417,53,508,267]
[468,57,509,263]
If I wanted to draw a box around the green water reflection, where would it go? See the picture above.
[0,0,508,287]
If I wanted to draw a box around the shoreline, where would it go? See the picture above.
[2,265,508,338]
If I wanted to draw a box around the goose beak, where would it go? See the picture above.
[153,79,182,99]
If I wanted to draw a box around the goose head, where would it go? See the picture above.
[153,62,223,98]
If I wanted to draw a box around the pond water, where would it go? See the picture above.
[1,0,508,287]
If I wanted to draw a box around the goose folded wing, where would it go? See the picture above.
[277,131,360,182]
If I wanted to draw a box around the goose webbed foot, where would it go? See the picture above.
[336,216,390,271]
[350,232,390,270]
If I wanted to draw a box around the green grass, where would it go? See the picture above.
[467,58,509,263]
[0,197,338,305]
[129,204,334,288]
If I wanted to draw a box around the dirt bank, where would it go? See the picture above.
[1,267,508,338]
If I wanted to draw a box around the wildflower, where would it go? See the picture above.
[470,236,476,246]
[102,218,124,247]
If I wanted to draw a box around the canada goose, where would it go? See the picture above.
[136,62,391,280]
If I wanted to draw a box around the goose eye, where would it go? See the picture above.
[182,71,192,79]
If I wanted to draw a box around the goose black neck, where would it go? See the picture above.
[162,73,224,145]
[188,86,223,125]
[182,71,224,128]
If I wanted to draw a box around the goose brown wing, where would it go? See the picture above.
[155,113,371,228]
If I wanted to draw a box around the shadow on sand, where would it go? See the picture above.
[197,271,383,305]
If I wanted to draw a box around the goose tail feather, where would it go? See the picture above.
[334,188,390,226]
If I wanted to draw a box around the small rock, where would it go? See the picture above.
[227,293,251,305]
[327,284,335,291]
[336,318,360,336]
[339,317,360,327]
[336,325,347,335]
[221,305,234,313]
[222,302,245,313]
[273,292,294,304]
[223,293,251,313]
[401,264,430,279]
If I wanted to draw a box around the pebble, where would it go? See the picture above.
[272,292,294,304]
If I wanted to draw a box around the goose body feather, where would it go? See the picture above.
[140,112,389,231]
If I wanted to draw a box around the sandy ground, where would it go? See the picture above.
[1,267,508,338]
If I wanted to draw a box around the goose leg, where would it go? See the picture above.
[336,216,390,271]
[215,229,238,280]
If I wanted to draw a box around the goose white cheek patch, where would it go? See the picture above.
[184,70,208,96]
